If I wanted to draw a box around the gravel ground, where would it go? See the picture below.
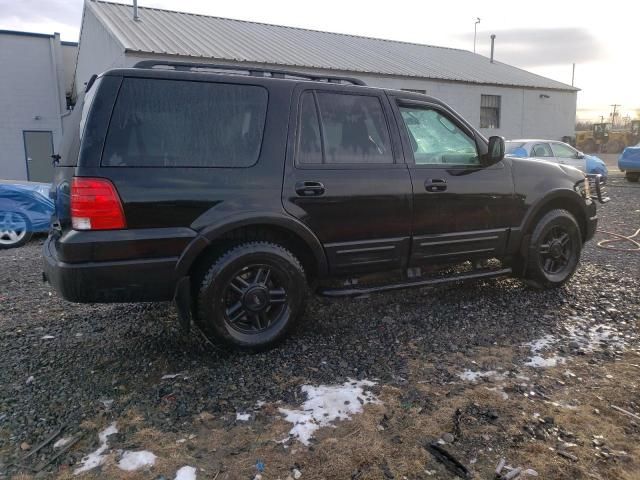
[0,170,639,478]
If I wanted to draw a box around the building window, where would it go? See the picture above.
[480,94,501,129]
[401,88,426,94]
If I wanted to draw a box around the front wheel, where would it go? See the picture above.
[196,242,308,350]
[524,209,582,289]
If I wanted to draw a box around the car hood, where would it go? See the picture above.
[508,156,585,182]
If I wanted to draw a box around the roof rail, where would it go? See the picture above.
[133,60,366,86]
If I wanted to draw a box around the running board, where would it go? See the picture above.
[317,267,512,298]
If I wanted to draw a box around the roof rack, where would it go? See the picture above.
[133,60,366,86]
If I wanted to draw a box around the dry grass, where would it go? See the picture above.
[25,348,640,479]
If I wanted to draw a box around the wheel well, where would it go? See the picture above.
[526,197,587,241]
[188,224,319,287]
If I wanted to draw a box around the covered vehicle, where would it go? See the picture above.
[618,142,640,182]
[506,139,608,182]
[0,181,53,248]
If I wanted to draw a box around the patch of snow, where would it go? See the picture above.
[525,355,565,368]
[74,423,118,475]
[53,437,72,449]
[26,376,34,385]
[162,373,182,379]
[279,379,378,445]
[41,335,55,340]
[236,412,251,421]
[458,370,504,382]
[117,450,157,471]
[174,466,197,480]
[526,335,557,353]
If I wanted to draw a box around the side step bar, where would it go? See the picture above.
[317,267,512,298]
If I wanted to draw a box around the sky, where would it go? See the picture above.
[0,0,637,122]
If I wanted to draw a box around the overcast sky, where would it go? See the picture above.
[0,0,636,121]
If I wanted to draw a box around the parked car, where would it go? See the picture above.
[44,61,606,350]
[506,139,608,182]
[0,181,53,249]
[618,142,640,182]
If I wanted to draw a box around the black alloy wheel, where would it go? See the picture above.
[223,264,288,334]
[538,225,574,275]
[196,242,307,350]
[525,209,582,288]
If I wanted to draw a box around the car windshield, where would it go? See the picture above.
[505,141,525,154]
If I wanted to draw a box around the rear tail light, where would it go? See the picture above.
[71,177,126,230]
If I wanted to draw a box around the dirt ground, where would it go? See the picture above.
[2,163,639,480]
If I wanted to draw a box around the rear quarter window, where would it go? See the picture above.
[102,78,268,168]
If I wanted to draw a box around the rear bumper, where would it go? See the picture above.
[43,232,187,303]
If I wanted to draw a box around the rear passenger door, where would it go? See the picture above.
[282,86,413,275]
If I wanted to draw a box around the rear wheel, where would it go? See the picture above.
[524,209,582,289]
[0,212,32,249]
[625,172,639,182]
[196,242,308,350]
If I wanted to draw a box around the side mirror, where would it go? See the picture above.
[487,136,505,164]
[576,152,585,159]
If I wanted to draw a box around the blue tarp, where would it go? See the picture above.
[0,182,54,233]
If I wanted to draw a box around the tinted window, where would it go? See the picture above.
[297,93,323,165]
[103,78,268,167]
[399,106,478,166]
[314,92,393,164]
[551,143,577,158]
[532,143,553,157]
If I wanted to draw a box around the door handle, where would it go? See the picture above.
[295,181,325,196]
[425,178,447,192]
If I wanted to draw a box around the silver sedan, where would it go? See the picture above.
[505,139,608,180]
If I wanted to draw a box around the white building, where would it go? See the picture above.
[0,30,77,181]
[73,1,577,141]
[2,0,579,182]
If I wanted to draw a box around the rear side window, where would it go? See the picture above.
[102,78,268,167]
[297,91,393,165]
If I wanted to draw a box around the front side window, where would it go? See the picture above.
[551,143,578,158]
[103,78,268,167]
[399,106,479,166]
[480,94,501,129]
[531,143,554,157]
[297,92,393,165]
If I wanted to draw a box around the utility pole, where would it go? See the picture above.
[571,63,575,87]
[473,18,481,53]
[610,104,621,128]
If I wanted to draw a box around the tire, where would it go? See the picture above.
[0,212,32,249]
[195,241,308,350]
[625,172,639,182]
[524,209,582,289]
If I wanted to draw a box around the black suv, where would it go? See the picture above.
[44,61,606,349]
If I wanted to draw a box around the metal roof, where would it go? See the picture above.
[87,0,577,92]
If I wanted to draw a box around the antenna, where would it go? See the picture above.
[473,17,481,53]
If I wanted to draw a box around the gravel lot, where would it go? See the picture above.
[1,167,639,479]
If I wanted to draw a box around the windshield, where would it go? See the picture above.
[505,141,525,154]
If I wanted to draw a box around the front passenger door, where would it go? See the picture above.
[393,100,516,266]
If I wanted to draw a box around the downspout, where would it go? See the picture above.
[49,34,67,144]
